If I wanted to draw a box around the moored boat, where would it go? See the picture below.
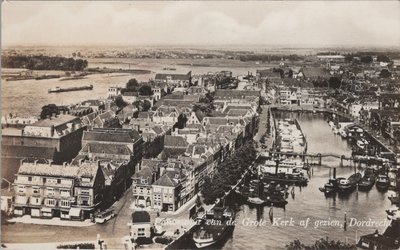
[376,175,390,191]
[192,207,234,249]
[337,173,362,194]
[358,169,376,191]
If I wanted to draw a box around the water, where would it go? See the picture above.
[222,113,393,250]
[1,58,268,117]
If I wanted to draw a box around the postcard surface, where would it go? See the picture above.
[1,1,400,250]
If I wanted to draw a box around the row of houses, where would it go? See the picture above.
[130,90,260,212]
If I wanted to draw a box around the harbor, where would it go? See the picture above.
[165,111,398,249]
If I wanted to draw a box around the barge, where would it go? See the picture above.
[48,84,93,93]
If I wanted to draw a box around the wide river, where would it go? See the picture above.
[1,58,270,117]
[222,112,394,249]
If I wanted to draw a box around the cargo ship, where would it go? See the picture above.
[48,84,93,93]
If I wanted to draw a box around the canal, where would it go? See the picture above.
[220,112,394,250]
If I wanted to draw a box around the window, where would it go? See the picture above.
[28,177,32,182]
[17,186,25,193]
[42,178,47,183]
[60,200,70,207]
[32,187,40,195]
[60,189,71,197]
[57,179,61,184]
[46,199,56,206]
[80,196,90,206]
[80,189,90,195]
[138,228,145,236]
[47,188,55,196]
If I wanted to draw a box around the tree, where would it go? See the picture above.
[377,54,390,62]
[115,95,127,109]
[328,77,341,89]
[40,104,59,119]
[360,55,373,64]
[202,176,216,204]
[139,85,153,96]
[173,114,187,130]
[126,79,139,89]
[379,69,391,78]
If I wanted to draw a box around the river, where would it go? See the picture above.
[1,58,269,117]
[221,112,394,249]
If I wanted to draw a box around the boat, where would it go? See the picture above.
[358,169,376,191]
[340,130,348,139]
[356,139,368,150]
[248,197,265,205]
[319,177,345,196]
[192,207,234,249]
[262,172,308,186]
[48,84,93,93]
[386,208,400,220]
[389,195,400,206]
[357,214,400,249]
[337,173,362,194]
[376,175,390,191]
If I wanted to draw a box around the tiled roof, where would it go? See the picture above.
[153,170,184,187]
[214,89,260,99]
[18,162,79,178]
[81,143,132,155]
[164,135,188,148]
[1,145,57,159]
[132,211,151,223]
[163,148,187,159]
[83,128,141,143]
[30,115,79,128]
[226,109,248,116]
[123,91,139,97]
[302,67,330,78]
[137,112,153,119]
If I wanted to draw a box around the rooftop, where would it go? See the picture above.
[28,115,79,128]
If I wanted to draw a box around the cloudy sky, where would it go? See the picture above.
[2,1,400,47]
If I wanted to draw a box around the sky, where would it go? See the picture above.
[2,1,400,47]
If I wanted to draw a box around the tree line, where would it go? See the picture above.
[2,55,88,71]
[202,142,257,204]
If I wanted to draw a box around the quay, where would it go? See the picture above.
[271,105,398,166]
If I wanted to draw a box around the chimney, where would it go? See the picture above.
[79,158,85,166]
[34,160,38,165]
[63,162,67,167]
[333,168,337,179]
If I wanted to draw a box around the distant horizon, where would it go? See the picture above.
[3,43,400,51]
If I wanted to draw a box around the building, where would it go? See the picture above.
[107,86,122,98]
[128,211,152,240]
[12,161,105,220]
[152,169,185,212]
[93,110,121,128]
[1,115,86,183]
[131,159,162,209]
[79,128,143,199]
[155,71,192,87]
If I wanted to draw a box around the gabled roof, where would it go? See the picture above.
[132,211,151,224]
[164,135,188,148]
[1,145,57,159]
[82,128,141,143]
[81,143,132,155]
[153,170,184,187]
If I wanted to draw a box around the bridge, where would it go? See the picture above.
[267,151,395,166]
